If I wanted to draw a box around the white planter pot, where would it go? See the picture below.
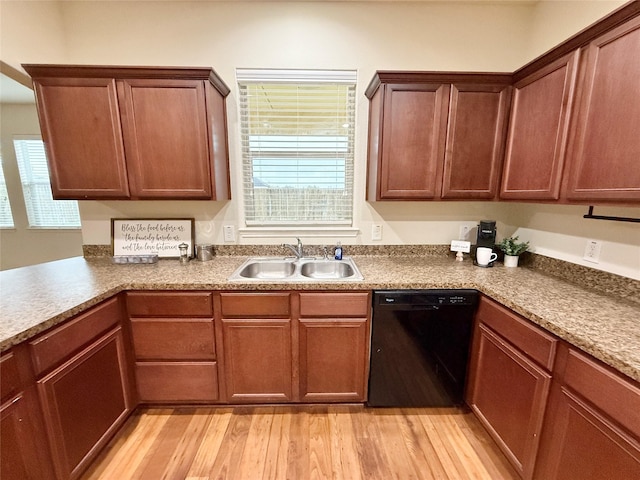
[504,254,519,267]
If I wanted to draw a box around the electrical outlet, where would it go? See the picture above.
[583,239,602,263]
[459,225,471,241]
[223,225,236,242]
[372,224,382,241]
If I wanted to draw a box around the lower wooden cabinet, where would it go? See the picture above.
[126,292,218,403]
[219,291,371,404]
[467,296,557,479]
[299,318,368,402]
[1,347,55,480]
[37,327,133,480]
[534,345,640,479]
[298,292,370,403]
[222,318,294,403]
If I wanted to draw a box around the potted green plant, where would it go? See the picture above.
[498,236,530,267]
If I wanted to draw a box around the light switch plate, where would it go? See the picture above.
[223,225,236,242]
[372,224,382,241]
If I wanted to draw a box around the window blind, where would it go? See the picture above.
[13,138,81,228]
[0,160,14,228]
[237,69,356,225]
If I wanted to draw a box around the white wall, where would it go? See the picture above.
[1,1,637,279]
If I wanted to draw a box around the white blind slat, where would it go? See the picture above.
[0,161,15,228]
[13,138,81,229]
[238,69,356,226]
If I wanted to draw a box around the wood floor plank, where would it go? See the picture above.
[237,406,276,479]
[372,408,422,479]
[327,405,362,480]
[83,409,173,480]
[350,407,395,480]
[81,406,519,480]
[134,409,196,480]
[261,407,292,480]
[286,406,311,480]
[397,408,448,479]
[160,408,213,480]
[308,406,333,480]
[185,408,233,479]
[207,407,252,480]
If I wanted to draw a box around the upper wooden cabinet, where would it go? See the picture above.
[562,15,640,202]
[23,65,230,200]
[500,52,579,201]
[365,72,512,201]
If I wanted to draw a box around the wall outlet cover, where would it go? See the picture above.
[583,239,602,263]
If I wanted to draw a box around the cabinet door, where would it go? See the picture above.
[564,16,640,201]
[535,345,640,479]
[31,77,130,199]
[119,78,213,199]
[378,83,450,199]
[299,317,368,402]
[221,319,293,403]
[534,384,640,479]
[442,84,511,199]
[467,324,552,479]
[1,391,55,480]
[38,328,132,480]
[501,51,579,200]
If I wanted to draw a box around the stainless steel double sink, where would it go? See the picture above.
[228,256,364,282]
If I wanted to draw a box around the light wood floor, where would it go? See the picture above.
[81,405,519,480]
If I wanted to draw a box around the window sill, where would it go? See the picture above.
[238,226,360,240]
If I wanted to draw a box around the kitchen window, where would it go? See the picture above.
[13,137,81,229]
[0,159,15,228]
[237,69,356,227]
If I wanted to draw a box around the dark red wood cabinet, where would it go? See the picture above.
[1,347,56,480]
[28,296,134,480]
[501,52,579,200]
[467,296,558,480]
[366,72,512,201]
[534,345,640,479]
[562,15,640,202]
[24,65,230,200]
[298,292,370,403]
[127,291,219,403]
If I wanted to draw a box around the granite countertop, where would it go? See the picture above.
[1,255,639,383]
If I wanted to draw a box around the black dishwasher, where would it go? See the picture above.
[368,290,478,407]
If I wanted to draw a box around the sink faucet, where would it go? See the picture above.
[282,237,304,259]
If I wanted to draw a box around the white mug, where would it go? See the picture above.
[476,247,497,266]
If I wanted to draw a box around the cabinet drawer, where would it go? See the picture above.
[476,296,557,370]
[131,319,215,360]
[220,292,291,318]
[136,362,219,402]
[299,292,370,317]
[563,347,640,438]
[29,297,122,376]
[126,292,213,317]
[0,352,20,402]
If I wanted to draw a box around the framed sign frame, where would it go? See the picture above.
[111,218,195,258]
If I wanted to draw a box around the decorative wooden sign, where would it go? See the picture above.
[111,218,195,258]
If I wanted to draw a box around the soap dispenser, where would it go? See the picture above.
[334,241,343,260]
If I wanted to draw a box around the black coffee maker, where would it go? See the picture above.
[476,220,497,249]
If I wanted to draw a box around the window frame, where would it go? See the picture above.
[236,69,358,232]
[13,135,81,230]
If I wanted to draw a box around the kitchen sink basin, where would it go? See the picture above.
[300,260,355,279]
[237,260,296,279]
[228,256,363,282]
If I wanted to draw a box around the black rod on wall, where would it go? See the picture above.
[583,206,640,223]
